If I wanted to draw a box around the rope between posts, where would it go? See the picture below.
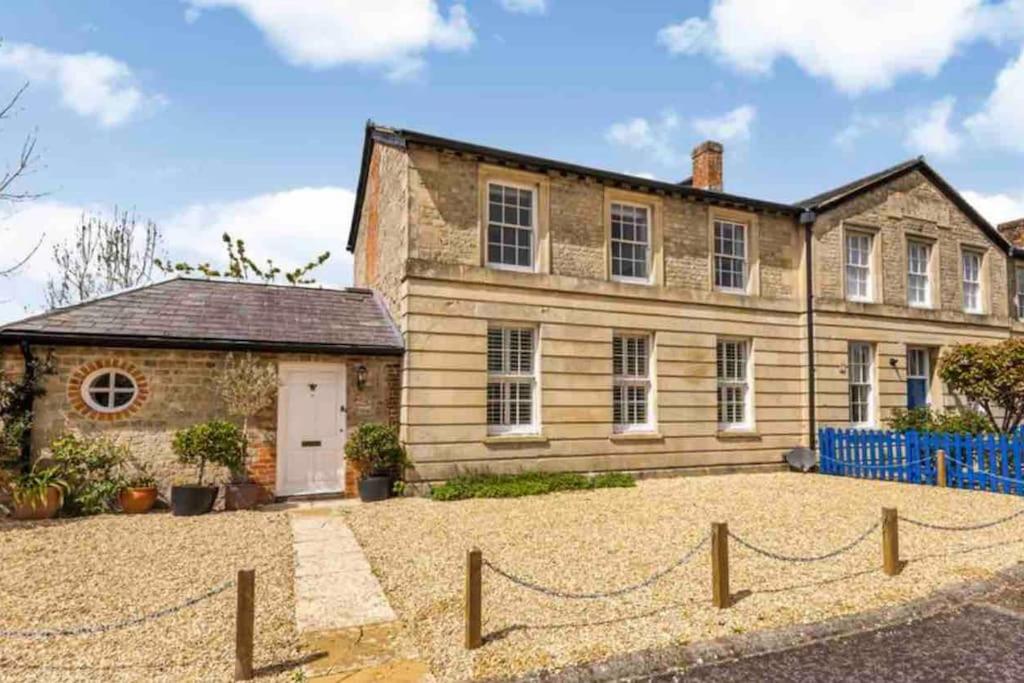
[481,533,710,600]
[818,454,932,471]
[943,452,1024,488]
[0,579,235,638]
[728,522,880,563]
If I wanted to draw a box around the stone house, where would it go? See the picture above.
[0,278,402,499]
[348,123,1024,486]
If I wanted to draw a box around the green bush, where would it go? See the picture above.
[50,433,129,516]
[172,420,245,486]
[885,407,991,435]
[430,470,635,501]
[344,423,407,480]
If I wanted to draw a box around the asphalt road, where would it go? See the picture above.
[646,588,1024,682]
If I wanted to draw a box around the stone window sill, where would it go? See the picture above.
[717,430,761,440]
[484,434,548,446]
[609,432,663,442]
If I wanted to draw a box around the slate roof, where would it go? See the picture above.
[0,278,403,354]
[797,157,923,210]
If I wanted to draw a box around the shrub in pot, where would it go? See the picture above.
[6,466,68,520]
[344,423,407,503]
[170,420,245,516]
[119,460,158,514]
[50,433,128,516]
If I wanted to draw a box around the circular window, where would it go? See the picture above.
[82,368,139,413]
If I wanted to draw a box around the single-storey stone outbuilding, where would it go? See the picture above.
[0,278,403,499]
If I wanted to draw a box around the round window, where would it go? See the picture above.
[82,368,139,413]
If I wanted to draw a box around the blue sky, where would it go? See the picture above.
[3,1,1024,323]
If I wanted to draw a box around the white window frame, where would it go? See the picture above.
[1017,266,1024,320]
[906,346,930,408]
[486,326,539,435]
[907,240,931,308]
[716,338,753,431]
[609,202,652,284]
[81,367,139,414]
[845,231,873,302]
[485,181,536,272]
[848,342,875,428]
[962,249,983,313]
[713,220,748,293]
[612,333,654,433]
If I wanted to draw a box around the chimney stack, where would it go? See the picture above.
[691,141,723,192]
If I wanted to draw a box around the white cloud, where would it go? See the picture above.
[183,0,474,80]
[657,0,1017,95]
[0,187,356,324]
[606,111,682,166]
[965,46,1024,152]
[500,0,546,14]
[962,189,1024,225]
[833,113,888,150]
[0,42,164,127]
[906,96,963,158]
[693,104,755,143]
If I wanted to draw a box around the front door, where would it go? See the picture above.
[276,363,346,496]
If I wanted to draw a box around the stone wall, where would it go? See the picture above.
[1,345,401,499]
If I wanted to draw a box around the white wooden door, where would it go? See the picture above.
[276,363,346,496]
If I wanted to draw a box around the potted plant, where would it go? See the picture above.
[214,353,278,510]
[170,420,245,516]
[7,466,68,520]
[344,423,407,503]
[119,460,158,514]
[50,433,128,516]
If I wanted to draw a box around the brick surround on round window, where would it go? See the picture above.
[67,359,150,420]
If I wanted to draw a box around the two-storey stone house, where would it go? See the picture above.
[348,123,1024,485]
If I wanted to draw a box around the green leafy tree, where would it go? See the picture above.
[172,420,246,486]
[157,233,330,285]
[214,353,278,481]
[939,339,1024,433]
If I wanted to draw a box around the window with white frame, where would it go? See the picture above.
[487,327,537,434]
[845,231,873,302]
[907,240,931,307]
[716,339,751,429]
[848,342,874,427]
[1017,266,1024,320]
[906,347,930,410]
[610,203,650,281]
[82,368,138,413]
[962,249,982,313]
[713,220,747,291]
[486,183,534,269]
[612,333,653,432]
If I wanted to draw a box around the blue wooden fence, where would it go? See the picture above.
[818,428,1024,495]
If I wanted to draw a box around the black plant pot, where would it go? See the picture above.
[171,485,218,516]
[358,476,391,503]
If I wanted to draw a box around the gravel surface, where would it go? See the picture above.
[345,472,1024,682]
[0,510,300,682]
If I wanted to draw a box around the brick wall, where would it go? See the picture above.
[2,345,400,500]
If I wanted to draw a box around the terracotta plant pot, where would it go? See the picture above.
[120,487,158,514]
[225,482,263,511]
[170,485,218,516]
[13,486,63,520]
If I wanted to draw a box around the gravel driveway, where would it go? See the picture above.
[0,510,300,682]
[345,472,1024,682]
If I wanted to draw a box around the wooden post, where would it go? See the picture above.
[235,569,255,681]
[936,449,947,488]
[882,508,901,576]
[711,522,730,609]
[465,549,482,650]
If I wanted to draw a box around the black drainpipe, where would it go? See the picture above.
[800,210,818,450]
[18,340,35,473]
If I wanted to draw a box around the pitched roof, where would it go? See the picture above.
[0,278,403,354]
[796,157,923,210]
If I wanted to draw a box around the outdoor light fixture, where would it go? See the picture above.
[356,364,368,390]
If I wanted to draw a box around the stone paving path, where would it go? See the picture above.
[290,509,397,632]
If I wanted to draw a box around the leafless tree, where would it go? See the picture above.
[0,82,44,277]
[45,207,164,309]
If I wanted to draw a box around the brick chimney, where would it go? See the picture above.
[998,218,1024,248]
[691,141,723,192]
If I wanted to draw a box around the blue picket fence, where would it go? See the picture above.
[818,427,1024,496]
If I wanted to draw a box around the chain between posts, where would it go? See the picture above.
[901,506,1024,531]
[482,533,710,600]
[0,579,235,639]
[728,521,880,563]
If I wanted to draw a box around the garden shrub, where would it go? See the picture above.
[885,407,990,435]
[50,433,129,515]
[172,420,245,486]
[344,423,407,480]
[430,470,635,501]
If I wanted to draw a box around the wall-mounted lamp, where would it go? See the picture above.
[356,364,368,390]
